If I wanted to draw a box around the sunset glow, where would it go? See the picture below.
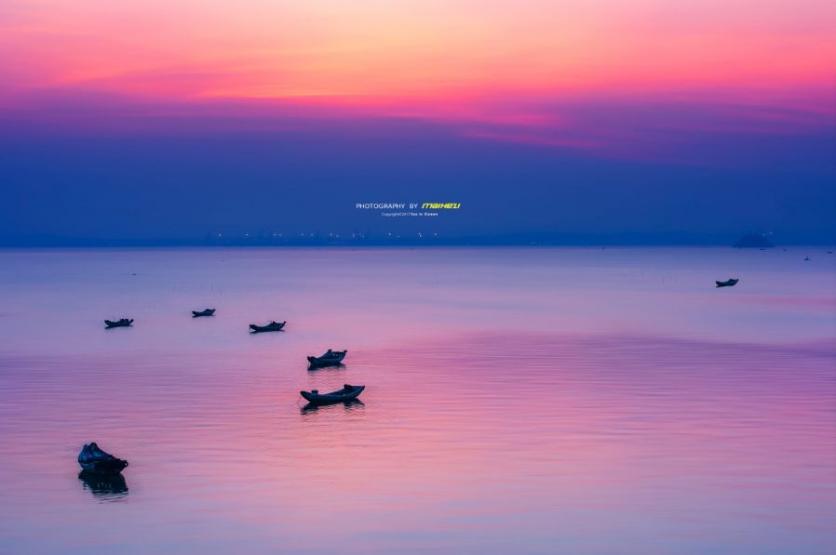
[2,1,834,109]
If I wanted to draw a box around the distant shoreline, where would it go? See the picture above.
[5,230,836,249]
[1,241,834,249]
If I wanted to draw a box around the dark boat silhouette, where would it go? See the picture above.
[78,442,128,474]
[307,349,347,368]
[104,318,133,329]
[192,308,216,317]
[715,278,739,288]
[300,384,365,406]
[249,320,286,333]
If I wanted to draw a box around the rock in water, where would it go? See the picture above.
[78,442,128,474]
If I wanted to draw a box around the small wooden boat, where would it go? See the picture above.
[715,278,739,288]
[192,308,216,318]
[78,442,128,474]
[300,384,365,406]
[307,349,347,368]
[105,318,133,328]
[249,320,286,333]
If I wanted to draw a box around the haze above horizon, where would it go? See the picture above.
[1,0,834,245]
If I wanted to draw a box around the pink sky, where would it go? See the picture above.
[1,0,834,105]
[1,0,834,168]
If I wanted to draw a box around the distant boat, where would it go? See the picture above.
[300,384,365,406]
[716,278,739,288]
[78,442,128,474]
[105,318,133,328]
[307,349,347,368]
[249,320,286,333]
[804,257,811,261]
[192,308,216,318]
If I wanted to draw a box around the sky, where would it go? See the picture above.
[1,0,834,244]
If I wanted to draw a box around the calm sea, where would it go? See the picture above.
[0,247,834,554]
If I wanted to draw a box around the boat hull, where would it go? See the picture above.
[249,321,286,333]
[300,385,364,406]
[79,458,129,474]
[307,352,346,368]
[192,309,216,318]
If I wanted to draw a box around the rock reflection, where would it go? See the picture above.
[78,470,129,501]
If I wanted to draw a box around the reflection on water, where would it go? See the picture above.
[0,247,834,554]
[301,399,365,415]
[78,471,128,501]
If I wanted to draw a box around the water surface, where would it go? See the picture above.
[0,247,834,554]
